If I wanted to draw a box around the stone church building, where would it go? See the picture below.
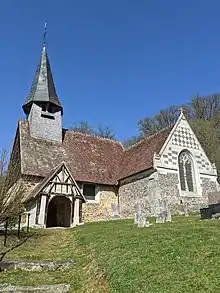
[8,37,219,228]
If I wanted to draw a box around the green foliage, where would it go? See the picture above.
[127,93,220,175]
[2,217,220,292]
[191,119,220,174]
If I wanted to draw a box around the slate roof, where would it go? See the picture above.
[17,120,173,184]
[22,43,62,115]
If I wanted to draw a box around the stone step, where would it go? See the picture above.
[0,284,69,292]
[0,260,75,271]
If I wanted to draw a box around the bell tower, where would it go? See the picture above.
[22,22,63,143]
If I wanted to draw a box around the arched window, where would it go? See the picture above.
[178,151,196,192]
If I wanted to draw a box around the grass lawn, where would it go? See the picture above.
[1,216,220,292]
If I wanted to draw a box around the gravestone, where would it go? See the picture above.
[184,202,189,217]
[111,204,120,219]
[165,208,172,222]
[134,203,140,225]
[162,197,172,222]
[104,208,109,218]
[155,194,172,224]
[137,198,151,228]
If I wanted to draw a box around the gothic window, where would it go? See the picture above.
[178,151,196,192]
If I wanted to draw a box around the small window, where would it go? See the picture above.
[41,113,55,120]
[83,184,96,200]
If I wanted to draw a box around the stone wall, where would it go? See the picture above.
[118,172,151,218]
[118,170,219,218]
[157,172,180,213]
[82,185,117,222]
[157,172,205,213]
[201,177,218,199]
[28,103,62,142]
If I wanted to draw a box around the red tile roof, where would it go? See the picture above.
[18,120,172,184]
[118,127,173,180]
[19,120,124,185]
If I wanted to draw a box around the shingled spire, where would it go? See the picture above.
[23,22,63,143]
[22,22,63,116]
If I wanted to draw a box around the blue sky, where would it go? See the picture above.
[1,1,220,150]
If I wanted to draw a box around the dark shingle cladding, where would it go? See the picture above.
[17,120,173,185]
[22,43,63,115]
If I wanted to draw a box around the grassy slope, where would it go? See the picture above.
[1,216,220,292]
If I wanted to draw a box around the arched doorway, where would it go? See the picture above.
[46,196,71,228]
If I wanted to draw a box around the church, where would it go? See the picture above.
[8,33,219,228]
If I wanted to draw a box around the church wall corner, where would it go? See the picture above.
[82,185,117,222]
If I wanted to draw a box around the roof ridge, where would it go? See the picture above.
[67,129,124,147]
[125,125,173,151]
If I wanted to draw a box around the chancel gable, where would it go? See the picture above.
[153,111,217,197]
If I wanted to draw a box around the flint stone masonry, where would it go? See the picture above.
[119,169,218,217]
[208,191,220,205]
[119,172,151,218]
[0,260,75,271]
[28,103,62,142]
[83,185,118,222]
[0,284,69,293]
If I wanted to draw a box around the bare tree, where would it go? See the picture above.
[191,94,220,122]
[95,125,115,139]
[0,148,24,224]
[71,120,94,135]
[71,121,116,139]
[138,105,180,136]
[0,148,8,177]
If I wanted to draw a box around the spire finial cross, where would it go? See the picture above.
[43,20,47,45]
[178,106,185,115]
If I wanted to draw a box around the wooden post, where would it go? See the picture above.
[4,218,8,247]
[17,214,22,239]
[27,213,30,233]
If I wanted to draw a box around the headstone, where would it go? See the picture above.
[156,212,165,223]
[165,208,172,222]
[134,203,140,225]
[136,198,152,228]
[162,198,172,222]
[151,187,162,216]
[111,204,120,219]
[155,197,172,223]
[137,214,146,227]
[184,202,189,217]
[104,208,109,218]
